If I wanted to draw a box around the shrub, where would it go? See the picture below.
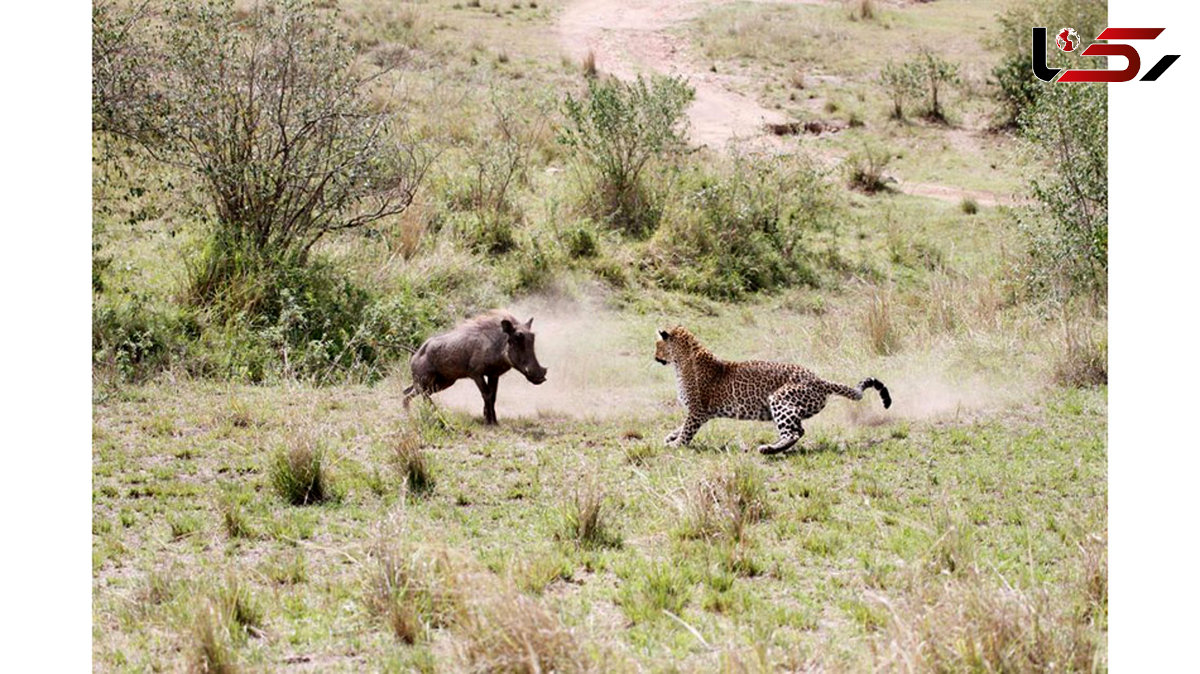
[92,295,193,382]
[914,48,959,121]
[880,60,922,120]
[1017,84,1107,302]
[94,0,430,313]
[270,434,334,506]
[560,74,694,236]
[651,155,836,299]
[990,0,1107,128]
[846,143,893,193]
[457,96,541,255]
[961,197,979,215]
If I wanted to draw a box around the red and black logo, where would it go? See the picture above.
[1032,27,1180,83]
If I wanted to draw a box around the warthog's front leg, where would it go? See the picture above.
[666,411,710,447]
[472,375,501,425]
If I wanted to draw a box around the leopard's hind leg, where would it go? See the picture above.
[759,382,811,455]
[760,381,833,454]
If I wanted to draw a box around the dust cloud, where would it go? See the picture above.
[401,296,1028,427]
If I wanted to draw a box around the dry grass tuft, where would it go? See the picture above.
[679,459,771,541]
[1054,334,1107,388]
[188,576,264,673]
[458,591,591,673]
[849,0,876,21]
[365,541,470,643]
[870,572,1104,672]
[191,603,238,674]
[392,429,435,497]
[582,49,597,78]
[557,481,621,549]
[866,291,901,356]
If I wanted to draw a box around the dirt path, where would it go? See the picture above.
[558,0,830,149]
[556,0,1017,207]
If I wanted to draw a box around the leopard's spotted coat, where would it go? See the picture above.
[654,326,891,454]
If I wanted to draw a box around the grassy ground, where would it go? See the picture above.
[92,349,1105,671]
[92,0,1107,670]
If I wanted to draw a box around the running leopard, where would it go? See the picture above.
[654,326,891,454]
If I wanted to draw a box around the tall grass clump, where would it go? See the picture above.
[188,576,265,672]
[560,74,694,237]
[617,561,694,625]
[651,154,839,299]
[270,433,334,506]
[866,291,901,356]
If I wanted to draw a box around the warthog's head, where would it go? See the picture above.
[502,317,547,385]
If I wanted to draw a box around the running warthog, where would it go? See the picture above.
[402,311,548,424]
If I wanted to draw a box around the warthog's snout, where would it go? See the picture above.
[527,368,548,385]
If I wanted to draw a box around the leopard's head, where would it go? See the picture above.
[654,326,701,366]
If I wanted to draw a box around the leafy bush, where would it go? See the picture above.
[560,74,694,237]
[650,155,837,299]
[1018,84,1107,301]
[92,294,194,382]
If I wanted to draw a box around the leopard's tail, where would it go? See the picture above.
[829,378,892,409]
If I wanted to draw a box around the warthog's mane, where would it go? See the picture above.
[459,309,521,330]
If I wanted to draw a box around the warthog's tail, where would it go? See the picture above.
[828,378,892,409]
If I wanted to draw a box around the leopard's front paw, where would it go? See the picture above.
[664,431,681,447]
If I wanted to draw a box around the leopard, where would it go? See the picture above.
[654,326,891,454]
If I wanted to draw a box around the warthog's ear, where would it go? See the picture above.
[524,317,534,330]
[658,329,671,341]
[501,319,516,334]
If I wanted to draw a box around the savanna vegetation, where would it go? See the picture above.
[93,0,1107,670]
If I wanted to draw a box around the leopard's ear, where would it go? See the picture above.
[658,329,671,341]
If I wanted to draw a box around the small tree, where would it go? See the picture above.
[93,0,430,312]
[559,75,694,237]
[880,60,922,120]
[915,49,959,122]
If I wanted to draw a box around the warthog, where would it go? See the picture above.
[402,311,548,424]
